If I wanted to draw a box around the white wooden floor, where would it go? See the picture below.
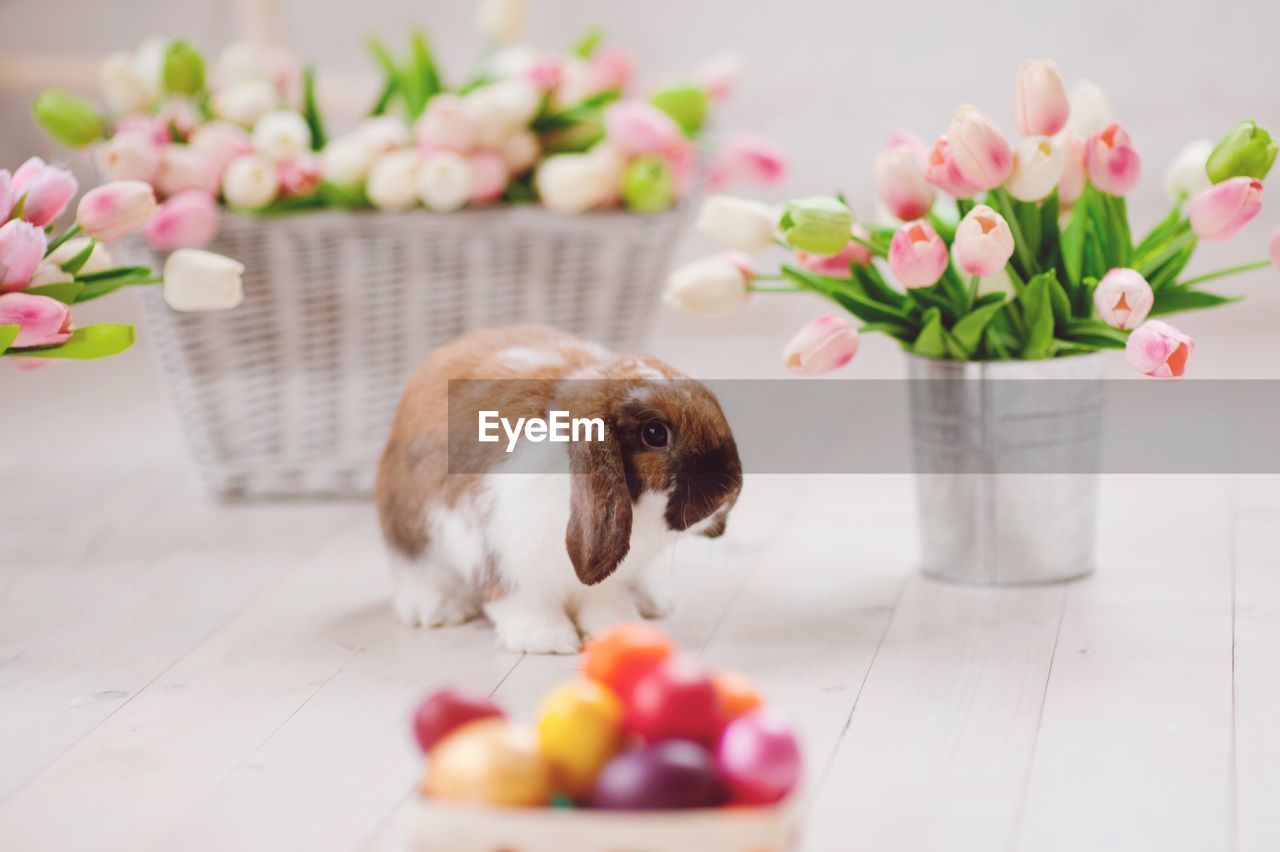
[3,323,1279,852]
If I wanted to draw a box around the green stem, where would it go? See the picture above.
[1139,231,1197,277]
[967,275,980,310]
[1178,259,1270,287]
[990,190,1037,275]
[849,234,886,256]
[753,272,785,282]
[45,223,81,255]
[748,284,802,293]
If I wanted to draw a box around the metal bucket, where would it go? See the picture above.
[908,353,1105,585]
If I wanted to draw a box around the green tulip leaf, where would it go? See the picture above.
[950,300,1007,359]
[1151,287,1240,316]
[59,238,98,275]
[911,308,949,359]
[24,281,84,304]
[0,324,19,356]
[16,324,135,360]
[1019,273,1056,359]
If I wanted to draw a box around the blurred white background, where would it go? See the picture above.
[1,0,1277,376]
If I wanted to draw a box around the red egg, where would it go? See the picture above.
[412,688,505,754]
[591,740,723,810]
[626,658,725,747]
[715,709,802,805]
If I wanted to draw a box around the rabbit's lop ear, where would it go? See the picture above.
[565,423,633,585]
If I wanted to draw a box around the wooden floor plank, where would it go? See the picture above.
[1233,518,1280,852]
[1015,476,1235,852]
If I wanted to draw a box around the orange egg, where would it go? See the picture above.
[582,623,675,704]
[712,670,763,720]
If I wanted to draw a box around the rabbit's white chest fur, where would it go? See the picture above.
[389,443,679,654]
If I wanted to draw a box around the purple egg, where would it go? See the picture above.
[590,740,723,810]
[715,709,802,805]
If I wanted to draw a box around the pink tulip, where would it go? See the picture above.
[0,169,13,221]
[782,315,860,375]
[116,113,170,147]
[924,136,981,199]
[156,145,223,198]
[1013,59,1070,137]
[1057,129,1087,206]
[468,151,509,204]
[1093,268,1153,330]
[590,46,633,93]
[95,130,162,183]
[190,121,254,171]
[947,105,1014,191]
[954,204,1015,276]
[875,132,936,220]
[143,191,219,251]
[0,292,72,348]
[707,133,788,190]
[414,94,478,154]
[889,220,950,289]
[523,56,563,92]
[11,157,78,227]
[694,53,742,102]
[1084,123,1141,196]
[156,98,201,141]
[1188,177,1264,243]
[795,227,873,279]
[0,219,48,293]
[604,100,684,156]
[665,140,698,197]
[76,180,158,243]
[1125,320,1194,379]
[1270,226,1280,271]
[278,154,321,197]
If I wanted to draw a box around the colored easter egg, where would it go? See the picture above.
[715,709,802,805]
[412,688,505,754]
[421,718,553,807]
[591,740,722,810]
[582,623,676,704]
[712,670,763,720]
[627,658,725,747]
[537,680,625,797]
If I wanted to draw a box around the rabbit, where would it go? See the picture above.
[375,324,742,654]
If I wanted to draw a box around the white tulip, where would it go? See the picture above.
[367,149,423,212]
[535,153,615,214]
[1006,136,1068,202]
[416,151,472,212]
[1067,79,1113,138]
[190,121,252,170]
[212,80,279,128]
[99,51,155,115]
[486,45,538,78]
[95,131,160,182]
[415,94,478,152]
[251,110,312,161]
[355,116,411,153]
[27,261,75,288]
[319,135,377,189]
[222,153,280,210]
[163,249,245,312]
[664,256,749,317]
[487,79,542,130]
[462,83,538,149]
[476,0,526,43]
[216,42,265,87]
[46,238,115,276]
[131,37,168,102]
[501,130,540,174]
[695,195,777,253]
[555,58,595,108]
[1163,139,1214,201]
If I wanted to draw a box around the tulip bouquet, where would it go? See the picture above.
[33,2,782,250]
[667,60,1279,379]
[1,161,245,364]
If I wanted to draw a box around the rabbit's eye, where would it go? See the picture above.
[641,422,670,449]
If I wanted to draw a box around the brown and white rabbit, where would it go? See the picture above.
[375,325,742,654]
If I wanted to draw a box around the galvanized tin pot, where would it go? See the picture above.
[908,353,1105,585]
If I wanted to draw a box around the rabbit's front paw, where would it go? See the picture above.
[485,596,581,655]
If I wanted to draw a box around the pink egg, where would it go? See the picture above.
[714,709,802,805]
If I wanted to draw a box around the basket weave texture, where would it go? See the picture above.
[141,206,688,498]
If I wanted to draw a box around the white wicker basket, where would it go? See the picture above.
[140,206,689,498]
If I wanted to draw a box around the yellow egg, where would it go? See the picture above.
[536,680,625,797]
[422,719,552,807]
